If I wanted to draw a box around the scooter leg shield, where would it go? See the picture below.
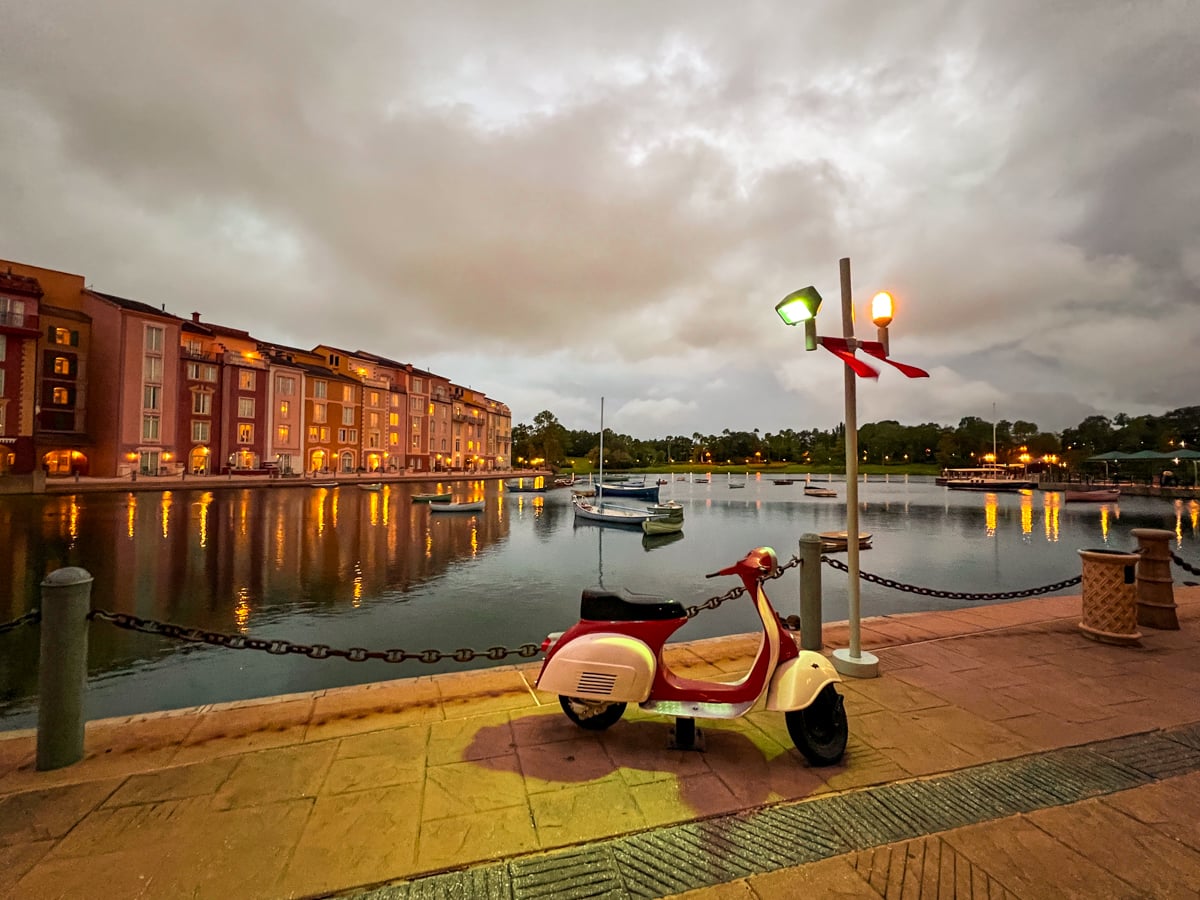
[765,652,841,711]
[535,632,656,703]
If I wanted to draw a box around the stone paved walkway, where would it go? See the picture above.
[3,588,1199,898]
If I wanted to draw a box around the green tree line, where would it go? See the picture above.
[511,406,1200,474]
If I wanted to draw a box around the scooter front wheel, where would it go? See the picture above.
[785,684,848,766]
[559,696,626,731]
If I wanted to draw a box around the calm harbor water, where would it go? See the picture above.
[2,475,1198,730]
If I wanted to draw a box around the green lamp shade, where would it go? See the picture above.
[775,286,823,325]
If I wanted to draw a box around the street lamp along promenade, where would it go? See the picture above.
[775,257,929,679]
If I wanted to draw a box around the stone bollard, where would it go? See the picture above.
[1077,548,1142,645]
[798,533,824,651]
[37,567,94,770]
[1131,528,1179,630]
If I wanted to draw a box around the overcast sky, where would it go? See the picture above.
[2,1,1196,439]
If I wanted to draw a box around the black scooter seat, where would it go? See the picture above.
[580,587,685,622]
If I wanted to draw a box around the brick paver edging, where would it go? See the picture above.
[339,721,1200,900]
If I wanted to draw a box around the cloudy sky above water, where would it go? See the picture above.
[2,1,1197,438]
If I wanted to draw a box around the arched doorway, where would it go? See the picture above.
[42,450,89,476]
[310,449,327,474]
[190,446,210,475]
[339,451,354,473]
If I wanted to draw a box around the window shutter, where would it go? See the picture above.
[70,330,80,347]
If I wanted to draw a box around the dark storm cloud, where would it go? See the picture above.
[1,1,1196,437]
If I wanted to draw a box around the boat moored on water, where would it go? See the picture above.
[1064,488,1120,502]
[428,500,484,513]
[412,491,453,502]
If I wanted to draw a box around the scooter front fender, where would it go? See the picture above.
[536,632,656,703]
[765,651,841,712]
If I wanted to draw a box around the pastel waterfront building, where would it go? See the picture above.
[314,345,404,473]
[265,356,305,475]
[450,385,489,471]
[178,314,271,474]
[0,269,44,475]
[83,291,182,477]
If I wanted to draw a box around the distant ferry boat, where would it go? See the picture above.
[939,466,1036,492]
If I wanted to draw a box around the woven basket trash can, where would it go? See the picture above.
[1077,548,1142,645]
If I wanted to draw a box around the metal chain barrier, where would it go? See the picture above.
[684,553,802,619]
[0,608,40,636]
[822,556,1082,601]
[88,609,543,664]
[1171,551,1200,578]
[83,557,805,659]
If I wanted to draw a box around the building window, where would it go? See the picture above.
[185,339,204,354]
[320,426,330,442]
[389,432,398,446]
[145,325,164,352]
[277,424,290,444]
[328,353,340,367]
[369,412,380,428]
[0,336,7,361]
[186,362,218,382]
[275,375,295,395]
[308,425,321,442]
[142,415,160,441]
[413,377,424,393]
[313,402,326,423]
[410,396,423,411]
[192,392,211,414]
[143,385,160,410]
[338,428,358,443]
[238,397,254,418]
[238,423,253,443]
[391,393,399,408]
[52,386,69,405]
[0,298,25,327]
[313,380,327,399]
[192,420,210,442]
[369,391,379,406]
[343,384,355,402]
[239,370,256,391]
[53,356,70,375]
[342,406,354,425]
[144,355,163,382]
[279,400,289,417]
[389,412,399,427]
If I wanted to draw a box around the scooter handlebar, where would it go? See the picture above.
[705,547,778,579]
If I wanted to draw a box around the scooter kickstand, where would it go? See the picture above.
[669,717,705,751]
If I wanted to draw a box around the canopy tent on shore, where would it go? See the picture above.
[1085,449,1200,484]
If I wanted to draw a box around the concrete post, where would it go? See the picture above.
[1131,528,1179,630]
[799,533,824,652]
[36,567,94,771]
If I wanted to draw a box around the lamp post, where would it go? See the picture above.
[775,257,928,679]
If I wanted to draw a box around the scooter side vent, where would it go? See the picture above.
[576,671,618,696]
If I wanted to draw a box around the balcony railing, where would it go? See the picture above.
[0,311,39,331]
[180,347,219,361]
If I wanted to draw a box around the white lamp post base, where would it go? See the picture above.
[832,647,880,679]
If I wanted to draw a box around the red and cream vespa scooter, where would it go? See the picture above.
[536,546,848,765]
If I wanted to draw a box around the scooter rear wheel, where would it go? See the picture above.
[559,696,626,731]
[785,684,847,766]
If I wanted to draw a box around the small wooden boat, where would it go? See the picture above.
[359,483,383,492]
[648,501,684,520]
[693,477,710,484]
[642,517,683,535]
[728,482,746,489]
[1064,489,1120,503]
[429,500,484,513]
[804,486,838,498]
[656,478,669,485]
[412,491,453,503]
[819,531,872,551]
[311,481,338,488]
[772,478,797,485]
[572,497,656,527]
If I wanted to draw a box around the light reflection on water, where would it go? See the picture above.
[0,477,1196,729]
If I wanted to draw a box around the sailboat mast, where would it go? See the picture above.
[598,397,605,505]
